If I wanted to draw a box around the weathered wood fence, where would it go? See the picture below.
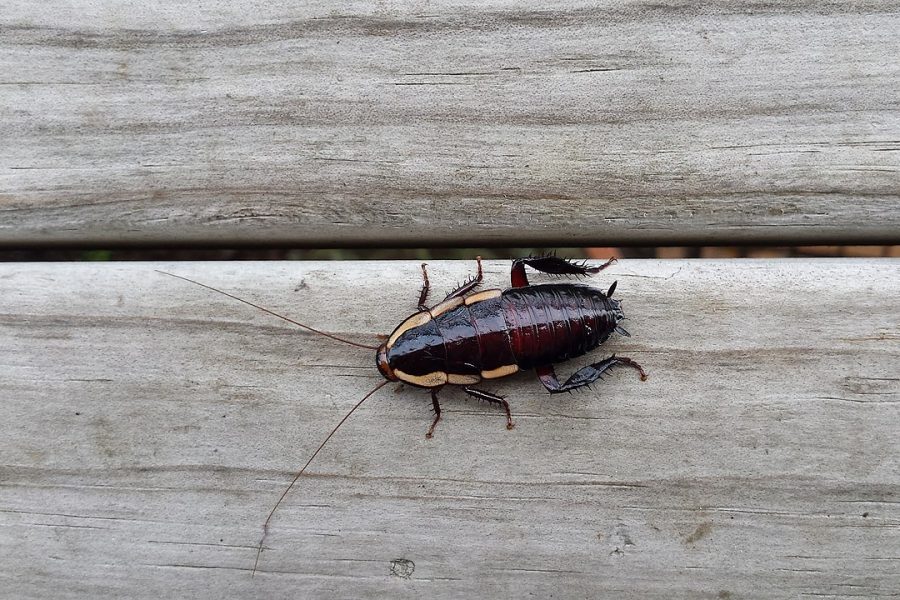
[1,2,899,599]
[2,1,899,247]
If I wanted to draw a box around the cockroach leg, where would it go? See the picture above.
[536,355,647,394]
[417,263,430,310]
[425,386,444,439]
[511,255,616,288]
[463,387,514,430]
[611,356,649,381]
[442,256,483,301]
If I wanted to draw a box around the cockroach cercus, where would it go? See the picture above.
[156,255,647,575]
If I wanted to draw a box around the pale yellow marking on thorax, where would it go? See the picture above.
[387,311,432,348]
[464,289,502,305]
[394,369,447,388]
[481,364,519,379]
[429,296,464,317]
[447,373,482,385]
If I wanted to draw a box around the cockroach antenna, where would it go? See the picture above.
[154,270,390,576]
[251,378,389,576]
[154,270,379,350]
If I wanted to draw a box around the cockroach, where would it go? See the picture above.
[157,255,647,576]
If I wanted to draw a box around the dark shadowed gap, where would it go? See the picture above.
[0,246,897,262]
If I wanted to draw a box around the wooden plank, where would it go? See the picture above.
[1,259,898,598]
[1,2,899,247]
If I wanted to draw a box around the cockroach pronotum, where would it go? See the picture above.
[157,255,647,575]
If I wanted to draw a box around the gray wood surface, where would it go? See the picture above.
[1,259,898,598]
[2,2,899,247]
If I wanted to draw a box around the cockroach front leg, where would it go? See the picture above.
[463,387,514,430]
[536,355,647,394]
[426,387,443,439]
[418,263,430,310]
[511,255,616,287]
[442,256,483,301]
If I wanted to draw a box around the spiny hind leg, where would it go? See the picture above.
[417,263,430,310]
[536,355,647,394]
[426,387,443,439]
[463,387,514,430]
[511,255,616,287]
[442,256,483,301]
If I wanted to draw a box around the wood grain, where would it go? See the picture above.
[1,259,898,598]
[2,2,899,246]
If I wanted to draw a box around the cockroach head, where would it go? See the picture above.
[376,343,398,382]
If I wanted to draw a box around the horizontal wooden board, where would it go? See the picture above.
[1,2,899,247]
[1,259,898,598]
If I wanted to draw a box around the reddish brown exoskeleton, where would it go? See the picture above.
[375,255,647,438]
[158,255,646,575]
